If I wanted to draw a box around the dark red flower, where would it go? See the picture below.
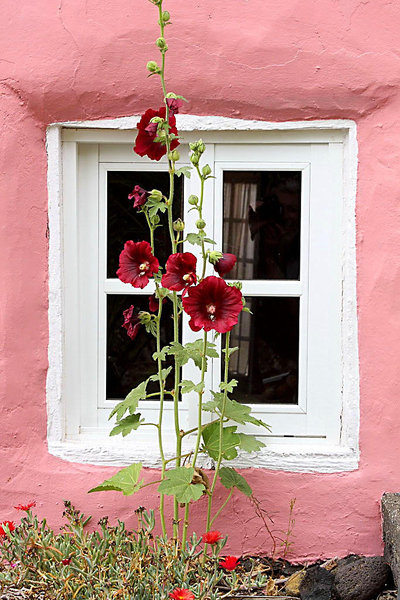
[122,305,141,340]
[213,253,237,277]
[182,276,242,333]
[169,589,195,600]
[61,558,72,565]
[117,241,159,289]
[0,521,15,536]
[161,253,197,292]
[219,555,239,571]
[128,185,150,209]
[134,107,179,161]
[202,530,222,545]
[166,97,184,115]
[14,501,36,512]
[148,294,167,313]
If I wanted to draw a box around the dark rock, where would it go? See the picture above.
[299,565,335,600]
[334,555,390,600]
[382,492,400,587]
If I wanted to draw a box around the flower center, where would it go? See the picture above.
[183,272,196,285]
[139,261,150,275]
[206,303,217,320]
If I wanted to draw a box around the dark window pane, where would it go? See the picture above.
[223,171,301,280]
[107,171,183,278]
[224,297,299,404]
[107,294,175,400]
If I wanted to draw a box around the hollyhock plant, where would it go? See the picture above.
[169,589,195,600]
[117,240,159,289]
[212,252,237,277]
[219,556,240,571]
[166,97,184,115]
[202,530,222,545]
[122,305,141,340]
[0,521,15,536]
[134,107,179,161]
[161,252,197,292]
[182,276,243,333]
[14,501,36,511]
[149,294,167,312]
[128,185,150,209]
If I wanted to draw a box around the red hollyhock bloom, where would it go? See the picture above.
[213,253,237,277]
[182,276,242,333]
[169,589,195,600]
[128,185,150,209]
[117,241,159,289]
[161,253,197,292]
[61,558,72,566]
[166,97,184,115]
[219,556,240,571]
[134,107,179,161]
[14,501,36,511]
[149,294,167,313]
[0,521,15,536]
[122,305,141,340]
[202,530,222,545]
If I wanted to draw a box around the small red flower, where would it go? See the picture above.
[61,558,72,566]
[0,521,15,536]
[14,501,36,512]
[128,185,149,209]
[169,589,195,600]
[122,305,141,340]
[117,241,159,289]
[148,294,167,313]
[213,253,237,277]
[166,97,184,115]
[134,107,179,161]
[161,253,197,292]
[202,530,222,545]
[219,555,239,571]
[182,276,243,333]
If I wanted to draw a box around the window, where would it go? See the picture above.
[46,116,359,472]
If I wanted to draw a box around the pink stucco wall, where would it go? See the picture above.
[1,0,400,560]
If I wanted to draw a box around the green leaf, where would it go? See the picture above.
[180,380,205,394]
[158,467,205,503]
[89,463,144,496]
[216,396,271,430]
[149,366,172,381]
[237,433,266,453]
[175,166,192,179]
[167,341,189,367]
[222,346,239,358]
[110,414,143,437]
[202,237,216,245]
[220,379,238,393]
[219,466,252,497]
[202,422,240,461]
[152,346,169,362]
[109,380,148,421]
[186,233,203,246]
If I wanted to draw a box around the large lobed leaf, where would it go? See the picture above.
[89,463,144,496]
[109,380,148,421]
[219,467,252,497]
[202,422,240,461]
[158,467,205,503]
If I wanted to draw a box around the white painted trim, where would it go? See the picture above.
[46,115,359,473]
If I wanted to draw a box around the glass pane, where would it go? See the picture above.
[224,297,299,404]
[223,171,301,280]
[107,171,183,278]
[106,294,175,400]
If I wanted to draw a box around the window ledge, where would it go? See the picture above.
[48,439,359,473]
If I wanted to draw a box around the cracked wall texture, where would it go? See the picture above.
[1,0,400,559]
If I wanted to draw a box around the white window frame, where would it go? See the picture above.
[46,115,359,472]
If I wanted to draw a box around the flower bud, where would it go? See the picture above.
[196,219,206,229]
[162,10,170,22]
[149,189,163,201]
[151,214,160,225]
[188,195,199,205]
[168,149,180,162]
[189,139,205,154]
[202,164,212,177]
[208,250,223,265]
[146,61,160,74]
[190,153,199,166]
[173,218,185,232]
[156,37,168,51]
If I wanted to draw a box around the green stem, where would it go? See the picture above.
[156,298,167,538]
[195,167,208,281]
[206,331,231,533]
[210,489,233,527]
